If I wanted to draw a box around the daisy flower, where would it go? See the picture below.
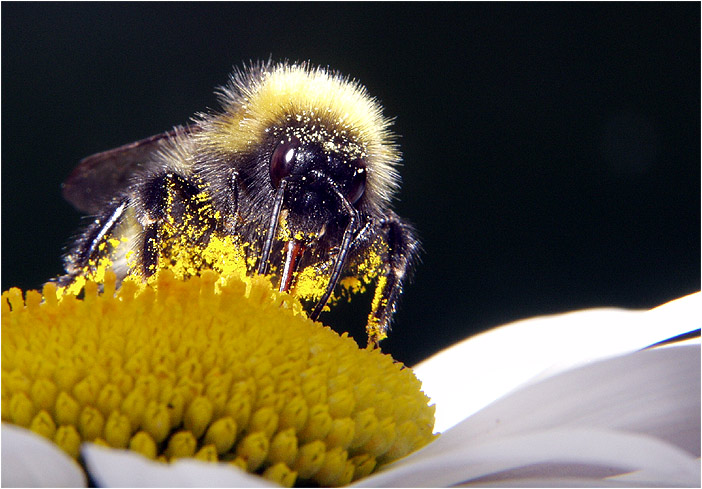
[2,270,698,487]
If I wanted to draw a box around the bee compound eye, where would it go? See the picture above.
[270,138,299,188]
[346,160,367,205]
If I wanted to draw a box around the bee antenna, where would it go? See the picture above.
[257,180,287,275]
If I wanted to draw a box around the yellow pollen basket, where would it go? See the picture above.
[2,269,436,487]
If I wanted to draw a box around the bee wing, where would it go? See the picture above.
[62,125,197,214]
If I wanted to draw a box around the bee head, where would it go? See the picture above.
[197,61,401,237]
[268,127,366,225]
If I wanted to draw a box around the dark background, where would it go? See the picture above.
[2,3,699,366]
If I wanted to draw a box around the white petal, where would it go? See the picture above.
[455,476,663,487]
[81,443,275,487]
[442,345,700,454]
[354,429,699,487]
[357,344,700,487]
[414,292,700,432]
[1,423,87,487]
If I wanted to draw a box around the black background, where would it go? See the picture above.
[2,3,699,366]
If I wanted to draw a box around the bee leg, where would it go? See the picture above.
[310,192,361,321]
[141,223,160,276]
[257,180,287,275]
[135,172,203,277]
[58,200,129,285]
[366,211,420,347]
[222,170,240,232]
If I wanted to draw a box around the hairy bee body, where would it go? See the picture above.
[60,61,419,346]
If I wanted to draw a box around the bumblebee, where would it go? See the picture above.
[59,61,419,346]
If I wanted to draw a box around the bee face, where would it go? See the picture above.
[60,61,419,347]
[268,135,367,218]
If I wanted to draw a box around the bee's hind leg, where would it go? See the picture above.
[366,211,421,347]
[133,172,208,277]
[59,199,129,286]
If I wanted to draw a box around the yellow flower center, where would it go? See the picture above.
[2,270,436,486]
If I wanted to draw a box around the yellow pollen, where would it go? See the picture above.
[2,270,436,486]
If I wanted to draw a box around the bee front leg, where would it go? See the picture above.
[221,170,240,233]
[367,211,421,347]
